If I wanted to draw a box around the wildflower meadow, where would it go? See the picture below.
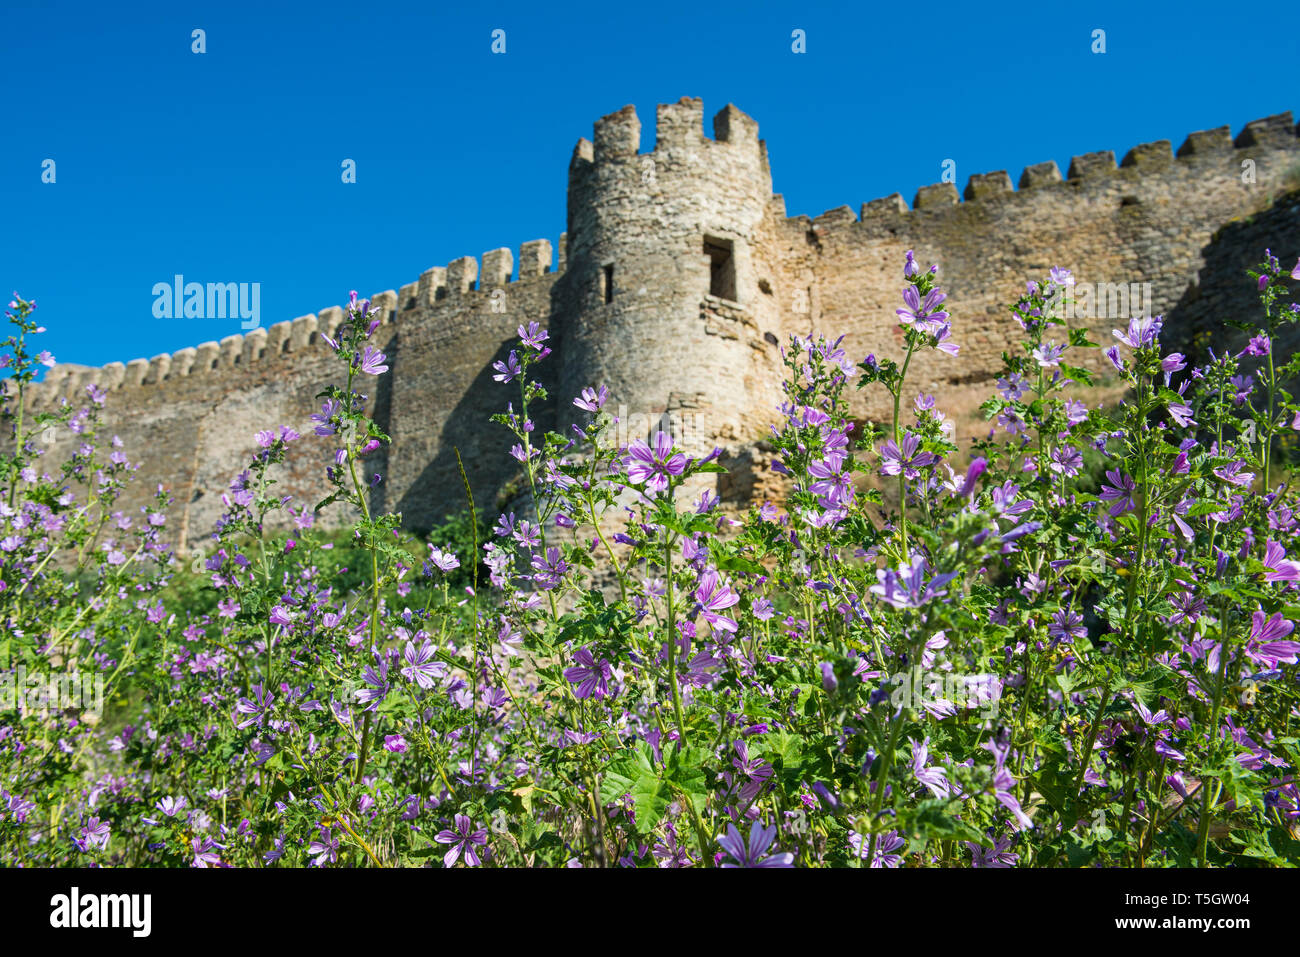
[3,248,1300,873]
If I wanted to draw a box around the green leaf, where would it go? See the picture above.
[1068,327,1099,348]
[600,745,671,833]
[901,799,986,844]
[759,729,805,778]
[717,553,765,576]
[1059,363,1095,385]
[313,489,344,513]
[664,746,710,817]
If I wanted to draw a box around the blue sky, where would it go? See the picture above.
[2,0,1294,371]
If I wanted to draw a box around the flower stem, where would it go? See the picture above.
[663,534,687,745]
[892,344,916,559]
[1196,595,1235,867]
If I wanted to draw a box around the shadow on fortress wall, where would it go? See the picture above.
[385,334,558,535]
[1164,189,1300,369]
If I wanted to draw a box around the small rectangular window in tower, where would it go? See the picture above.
[603,264,615,304]
[704,237,736,302]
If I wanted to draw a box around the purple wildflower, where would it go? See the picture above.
[869,555,958,609]
[434,814,488,867]
[1099,469,1137,516]
[1047,609,1086,643]
[850,829,905,867]
[358,659,390,711]
[731,740,775,803]
[808,457,854,508]
[573,385,609,412]
[879,432,940,480]
[311,398,340,436]
[1031,341,1065,368]
[1049,446,1083,477]
[518,322,549,351]
[820,662,838,693]
[307,828,339,866]
[966,835,1019,867]
[625,431,688,494]
[717,820,793,868]
[998,373,1027,401]
[427,546,460,573]
[80,817,111,850]
[530,546,568,589]
[492,350,522,384]
[1113,315,1162,349]
[358,346,388,375]
[1245,611,1299,669]
[896,285,949,334]
[910,737,950,798]
[564,646,612,699]
[191,837,224,868]
[694,569,740,633]
[401,638,447,688]
[235,684,274,729]
[1263,540,1300,582]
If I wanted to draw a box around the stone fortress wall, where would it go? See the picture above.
[21,100,1300,546]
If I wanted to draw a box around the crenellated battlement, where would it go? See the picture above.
[785,111,1298,233]
[31,234,567,408]
[571,98,767,178]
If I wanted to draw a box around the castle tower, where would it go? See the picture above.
[555,98,787,475]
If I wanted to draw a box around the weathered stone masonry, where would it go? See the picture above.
[21,99,1300,545]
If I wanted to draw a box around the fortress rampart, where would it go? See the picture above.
[17,100,1300,544]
